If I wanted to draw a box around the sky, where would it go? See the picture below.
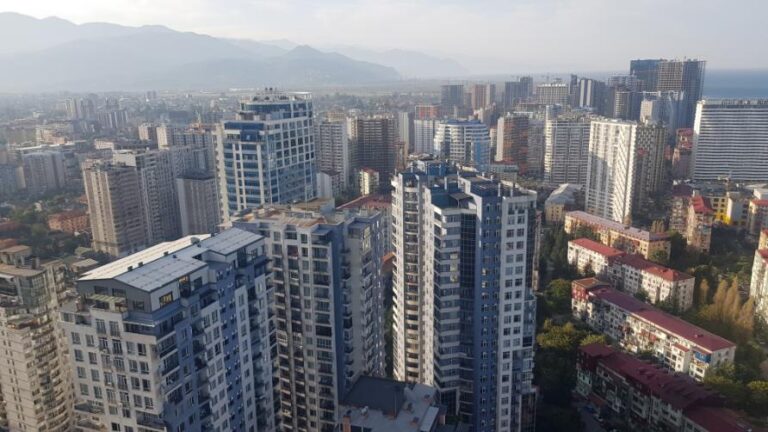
[3,0,768,73]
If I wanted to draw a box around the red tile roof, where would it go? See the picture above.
[758,249,768,262]
[580,344,718,410]
[566,211,670,241]
[684,406,766,432]
[691,195,713,214]
[569,238,625,258]
[752,199,768,207]
[586,287,735,352]
[614,254,694,282]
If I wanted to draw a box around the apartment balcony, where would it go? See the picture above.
[74,402,104,415]
[136,413,166,430]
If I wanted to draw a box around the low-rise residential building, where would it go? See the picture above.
[748,199,768,236]
[572,278,735,381]
[568,239,694,310]
[567,238,625,276]
[564,211,670,260]
[544,183,583,224]
[577,343,759,432]
[47,209,90,234]
[669,188,714,253]
[338,376,446,432]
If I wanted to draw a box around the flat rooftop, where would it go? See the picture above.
[341,376,441,432]
[80,229,262,292]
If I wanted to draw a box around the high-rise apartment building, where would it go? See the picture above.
[536,83,570,105]
[434,120,491,170]
[392,163,538,431]
[503,78,533,108]
[232,207,386,432]
[82,160,148,257]
[692,100,768,182]
[21,150,68,196]
[495,114,529,172]
[216,91,317,217]
[576,78,606,111]
[413,118,438,155]
[176,171,221,236]
[630,59,706,127]
[585,120,636,223]
[470,84,496,110]
[61,229,275,432]
[441,84,466,116]
[0,246,73,432]
[415,104,440,120]
[315,119,351,192]
[629,59,661,91]
[113,150,181,245]
[64,97,95,120]
[543,114,592,185]
[348,115,398,183]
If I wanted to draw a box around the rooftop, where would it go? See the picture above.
[337,194,392,210]
[341,376,441,432]
[546,183,582,205]
[585,286,735,352]
[569,238,625,258]
[614,254,694,282]
[566,211,669,241]
[684,405,765,432]
[580,344,718,411]
[691,195,713,214]
[80,229,262,291]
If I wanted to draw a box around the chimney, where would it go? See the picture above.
[342,414,351,432]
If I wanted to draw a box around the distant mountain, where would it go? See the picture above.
[328,45,470,78]
[259,39,299,50]
[0,13,400,91]
[0,12,172,55]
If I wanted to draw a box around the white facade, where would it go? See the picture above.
[692,100,768,182]
[433,120,491,170]
[585,119,638,223]
[750,249,768,323]
[543,116,592,185]
[413,119,437,154]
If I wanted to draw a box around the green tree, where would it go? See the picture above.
[747,381,768,414]
[580,333,608,346]
[695,278,711,308]
[544,279,573,316]
[649,249,669,265]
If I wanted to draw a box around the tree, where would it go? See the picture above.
[747,381,768,414]
[704,365,748,407]
[580,333,608,346]
[544,279,573,316]
[649,249,669,265]
[696,279,711,308]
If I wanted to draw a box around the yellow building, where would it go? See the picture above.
[564,211,671,260]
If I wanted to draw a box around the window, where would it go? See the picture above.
[77,366,86,379]
[159,293,174,306]
[86,335,95,347]
[71,332,81,345]
[74,349,83,362]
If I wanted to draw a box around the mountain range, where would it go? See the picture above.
[0,12,469,91]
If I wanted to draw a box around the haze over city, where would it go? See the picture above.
[1,2,768,432]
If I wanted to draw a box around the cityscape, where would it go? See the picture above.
[0,3,768,432]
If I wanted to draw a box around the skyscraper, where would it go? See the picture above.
[0,246,73,432]
[536,83,570,105]
[413,118,438,154]
[495,114,530,173]
[441,84,466,116]
[21,150,67,196]
[61,229,275,432]
[692,100,768,181]
[629,59,706,127]
[576,78,606,111]
[585,120,638,223]
[82,159,148,257]
[348,115,398,184]
[113,150,181,245]
[176,171,221,235]
[216,91,317,218]
[470,83,496,110]
[434,120,491,170]
[504,77,534,109]
[392,163,538,431]
[544,114,592,185]
[232,207,386,432]
[315,118,351,192]
[629,59,661,91]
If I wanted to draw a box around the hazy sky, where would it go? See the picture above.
[4,0,767,73]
